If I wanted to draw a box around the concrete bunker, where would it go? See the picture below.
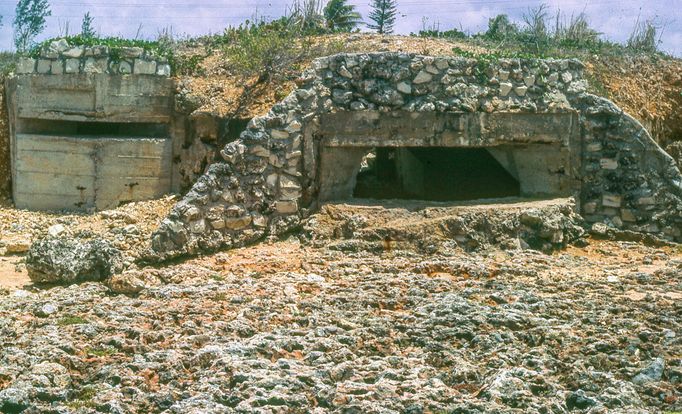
[315,111,578,204]
[149,53,682,259]
[6,62,176,211]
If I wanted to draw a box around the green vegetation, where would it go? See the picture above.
[66,386,98,409]
[415,3,666,59]
[80,12,96,39]
[324,0,362,32]
[220,15,345,83]
[627,18,661,52]
[57,314,89,326]
[0,52,17,76]
[9,0,671,81]
[415,28,467,40]
[13,0,51,53]
[222,18,306,82]
[367,0,398,34]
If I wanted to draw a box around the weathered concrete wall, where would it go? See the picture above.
[12,74,173,123]
[7,39,177,211]
[147,53,682,259]
[14,134,171,211]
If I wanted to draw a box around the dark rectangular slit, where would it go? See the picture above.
[16,119,169,138]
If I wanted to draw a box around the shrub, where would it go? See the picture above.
[414,22,467,40]
[0,52,17,76]
[223,18,307,82]
[627,18,660,52]
[484,14,519,42]
[519,3,551,54]
[287,0,326,34]
[553,11,601,48]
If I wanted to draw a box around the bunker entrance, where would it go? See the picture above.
[352,147,520,201]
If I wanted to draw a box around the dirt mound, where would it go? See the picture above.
[588,55,682,148]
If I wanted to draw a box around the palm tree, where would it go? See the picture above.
[324,0,362,32]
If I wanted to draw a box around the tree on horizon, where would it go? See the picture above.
[324,0,362,32]
[81,12,95,38]
[14,0,51,52]
[367,0,397,34]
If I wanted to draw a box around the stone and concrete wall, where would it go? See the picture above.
[3,39,246,209]
[15,39,171,76]
[6,39,177,211]
[149,53,682,259]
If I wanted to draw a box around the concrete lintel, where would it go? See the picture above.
[319,111,577,148]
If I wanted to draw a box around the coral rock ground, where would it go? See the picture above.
[0,198,681,413]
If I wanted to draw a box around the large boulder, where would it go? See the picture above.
[26,237,124,284]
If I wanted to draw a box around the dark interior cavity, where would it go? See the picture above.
[353,147,520,201]
[17,119,169,138]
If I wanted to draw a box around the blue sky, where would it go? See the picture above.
[0,0,680,56]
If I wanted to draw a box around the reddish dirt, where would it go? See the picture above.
[0,256,30,290]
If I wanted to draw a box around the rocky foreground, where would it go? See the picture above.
[0,234,680,413]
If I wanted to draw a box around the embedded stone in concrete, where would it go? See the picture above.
[85,46,108,57]
[83,58,107,73]
[156,64,171,76]
[600,158,618,170]
[49,39,70,54]
[397,81,412,94]
[338,66,353,78]
[271,130,289,139]
[134,59,157,75]
[120,47,144,58]
[275,201,298,214]
[413,70,433,84]
[514,86,528,97]
[36,60,51,74]
[62,47,84,58]
[225,216,252,230]
[602,194,622,208]
[621,209,637,222]
[499,82,513,96]
[64,59,80,73]
[16,58,36,74]
[119,61,132,74]
[50,60,64,75]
